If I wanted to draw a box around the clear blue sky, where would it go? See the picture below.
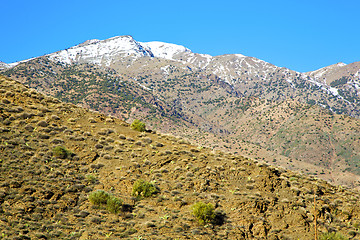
[1,0,359,72]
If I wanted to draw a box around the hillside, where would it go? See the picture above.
[3,53,360,189]
[2,74,360,239]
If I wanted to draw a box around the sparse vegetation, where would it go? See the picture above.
[52,145,72,159]
[131,119,146,132]
[88,190,110,206]
[191,201,215,225]
[89,190,123,214]
[106,196,123,214]
[86,174,97,183]
[319,232,349,240]
[132,179,159,198]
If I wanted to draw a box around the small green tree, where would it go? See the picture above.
[130,119,146,132]
[132,179,159,198]
[191,201,215,225]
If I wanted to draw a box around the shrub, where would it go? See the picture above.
[88,190,110,206]
[106,196,123,213]
[319,232,349,240]
[191,201,215,225]
[86,174,97,183]
[53,146,72,159]
[130,119,146,132]
[89,191,124,214]
[132,179,159,198]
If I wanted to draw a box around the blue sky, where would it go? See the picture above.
[1,0,359,72]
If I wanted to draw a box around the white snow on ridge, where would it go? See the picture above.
[10,35,251,72]
[235,54,246,58]
[48,36,153,65]
[7,57,37,67]
[141,41,191,60]
[46,36,197,66]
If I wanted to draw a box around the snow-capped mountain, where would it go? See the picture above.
[46,35,216,69]
[2,35,303,87]
[44,35,348,93]
[47,35,154,66]
[44,35,293,85]
[2,35,360,118]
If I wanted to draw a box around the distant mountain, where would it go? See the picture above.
[2,35,360,189]
[23,35,356,118]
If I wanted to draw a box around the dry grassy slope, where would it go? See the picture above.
[1,75,360,239]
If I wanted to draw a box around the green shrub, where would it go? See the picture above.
[88,190,110,206]
[86,174,97,183]
[53,146,72,159]
[106,196,123,213]
[89,191,123,214]
[319,232,349,240]
[130,119,146,132]
[191,201,215,225]
[132,179,159,198]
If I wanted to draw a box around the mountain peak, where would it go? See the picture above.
[47,35,153,65]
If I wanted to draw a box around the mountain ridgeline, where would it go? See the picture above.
[2,35,360,189]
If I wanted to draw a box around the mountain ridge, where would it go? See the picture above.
[4,35,357,73]
[36,35,360,115]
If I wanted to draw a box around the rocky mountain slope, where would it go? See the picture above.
[2,74,360,239]
[2,35,360,189]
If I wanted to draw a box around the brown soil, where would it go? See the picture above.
[1,75,360,239]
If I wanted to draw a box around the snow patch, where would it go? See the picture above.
[141,41,191,60]
[48,35,153,66]
[235,54,246,58]
[160,65,170,75]
[328,87,339,96]
[354,70,360,78]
